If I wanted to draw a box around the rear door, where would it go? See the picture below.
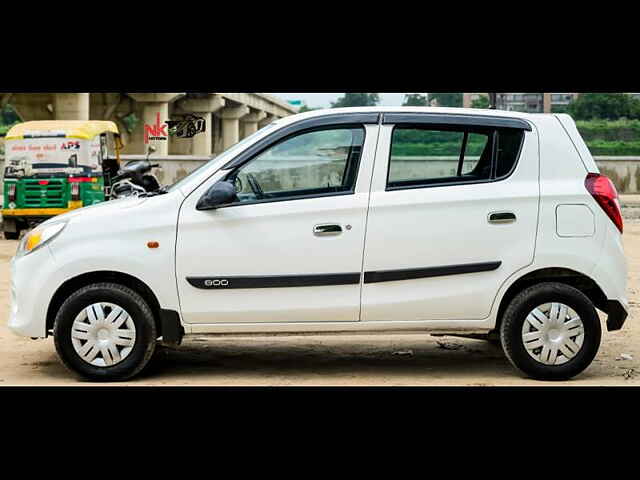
[361,113,539,321]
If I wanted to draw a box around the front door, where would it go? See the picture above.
[176,122,379,324]
[361,114,539,322]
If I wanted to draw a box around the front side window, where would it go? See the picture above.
[387,126,524,189]
[227,127,365,204]
[168,122,279,193]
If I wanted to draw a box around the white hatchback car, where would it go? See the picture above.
[8,107,628,381]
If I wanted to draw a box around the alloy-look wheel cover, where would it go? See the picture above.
[71,302,136,367]
[521,302,585,366]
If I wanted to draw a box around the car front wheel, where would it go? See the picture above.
[500,282,601,380]
[53,283,157,381]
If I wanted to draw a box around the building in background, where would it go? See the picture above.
[463,93,579,113]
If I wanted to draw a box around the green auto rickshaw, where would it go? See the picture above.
[2,120,122,239]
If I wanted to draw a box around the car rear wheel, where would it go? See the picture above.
[53,283,157,381]
[500,282,601,380]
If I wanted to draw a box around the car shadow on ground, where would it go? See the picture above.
[23,335,611,384]
[133,336,517,384]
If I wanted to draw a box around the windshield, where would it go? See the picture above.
[167,123,279,193]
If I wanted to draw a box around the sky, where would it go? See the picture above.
[272,93,426,109]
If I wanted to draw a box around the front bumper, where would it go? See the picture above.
[8,245,58,338]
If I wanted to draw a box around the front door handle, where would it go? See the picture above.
[314,224,342,236]
[488,211,516,224]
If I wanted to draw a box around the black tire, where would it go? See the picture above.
[500,282,601,380]
[3,230,19,240]
[137,343,173,377]
[53,283,157,381]
[483,331,501,347]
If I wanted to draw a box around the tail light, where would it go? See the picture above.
[8,184,16,202]
[71,182,80,200]
[585,173,623,233]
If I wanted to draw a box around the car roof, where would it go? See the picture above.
[273,106,549,128]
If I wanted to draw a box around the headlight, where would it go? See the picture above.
[16,221,67,257]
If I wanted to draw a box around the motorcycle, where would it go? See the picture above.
[109,146,163,199]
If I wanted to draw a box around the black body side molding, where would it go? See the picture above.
[159,309,184,346]
[364,261,502,284]
[187,262,501,290]
[186,273,361,290]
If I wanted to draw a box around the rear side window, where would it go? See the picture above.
[388,126,524,189]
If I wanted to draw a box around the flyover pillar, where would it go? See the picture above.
[176,95,226,156]
[54,93,89,120]
[218,105,250,151]
[241,110,267,138]
[543,93,552,113]
[142,101,170,155]
[127,93,183,155]
[6,93,53,121]
[258,113,277,129]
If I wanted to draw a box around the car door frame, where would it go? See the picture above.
[174,113,382,330]
[360,111,539,326]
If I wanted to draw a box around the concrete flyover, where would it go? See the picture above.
[4,95,640,194]
[1,92,296,185]
[4,92,295,151]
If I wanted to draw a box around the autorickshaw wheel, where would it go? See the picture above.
[3,230,20,240]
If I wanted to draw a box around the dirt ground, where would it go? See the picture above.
[1,198,640,386]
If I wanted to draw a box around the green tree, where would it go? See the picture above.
[1,104,20,126]
[471,96,490,109]
[331,93,379,108]
[402,94,428,106]
[568,93,640,121]
[427,93,462,107]
[120,112,139,134]
[298,103,317,113]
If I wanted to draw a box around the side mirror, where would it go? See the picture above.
[196,181,238,210]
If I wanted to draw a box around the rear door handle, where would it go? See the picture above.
[488,211,516,223]
[314,224,342,236]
